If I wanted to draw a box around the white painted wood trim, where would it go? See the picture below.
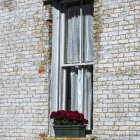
[50,2,94,135]
[80,7,82,63]
[50,4,60,136]
[51,5,60,112]
[61,62,93,67]
[62,68,67,110]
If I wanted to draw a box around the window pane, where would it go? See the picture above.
[65,66,93,129]
[83,5,93,62]
[83,66,93,129]
[66,6,80,64]
[66,67,78,110]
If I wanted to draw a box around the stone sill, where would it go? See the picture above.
[43,137,95,140]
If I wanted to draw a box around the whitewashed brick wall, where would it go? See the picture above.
[1,0,140,139]
[0,0,51,139]
[93,0,140,139]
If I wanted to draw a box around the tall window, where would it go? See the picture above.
[51,0,93,132]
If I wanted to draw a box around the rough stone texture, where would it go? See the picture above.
[93,0,140,139]
[0,0,52,140]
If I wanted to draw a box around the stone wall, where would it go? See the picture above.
[93,0,140,139]
[0,0,51,139]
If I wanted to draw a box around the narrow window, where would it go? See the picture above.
[50,0,93,135]
[59,1,93,130]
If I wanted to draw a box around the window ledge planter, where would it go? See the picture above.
[50,110,88,138]
[54,125,86,137]
[43,138,95,140]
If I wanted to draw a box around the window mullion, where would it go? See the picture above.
[62,68,67,110]
[59,11,62,110]
[62,6,67,110]
[59,6,66,110]
[80,6,83,63]
[61,7,65,66]
[81,67,84,113]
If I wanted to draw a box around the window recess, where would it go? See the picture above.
[59,2,93,130]
[50,0,93,136]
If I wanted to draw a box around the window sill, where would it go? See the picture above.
[43,137,96,140]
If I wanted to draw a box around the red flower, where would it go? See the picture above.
[82,119,88,124]
[79,113,84,119]
[74,111,79,113]
[50,110,88,125]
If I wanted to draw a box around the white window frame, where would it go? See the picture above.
[50,0,93,136]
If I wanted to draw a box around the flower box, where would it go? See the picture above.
[50,110,88,138]
[53,125,86,137]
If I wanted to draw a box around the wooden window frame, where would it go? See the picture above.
[50,0,93,136]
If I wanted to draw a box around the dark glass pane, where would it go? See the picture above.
[83,4,93,62]
[66,6,80,64]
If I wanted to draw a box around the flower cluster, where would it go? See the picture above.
[50,110,88,125]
